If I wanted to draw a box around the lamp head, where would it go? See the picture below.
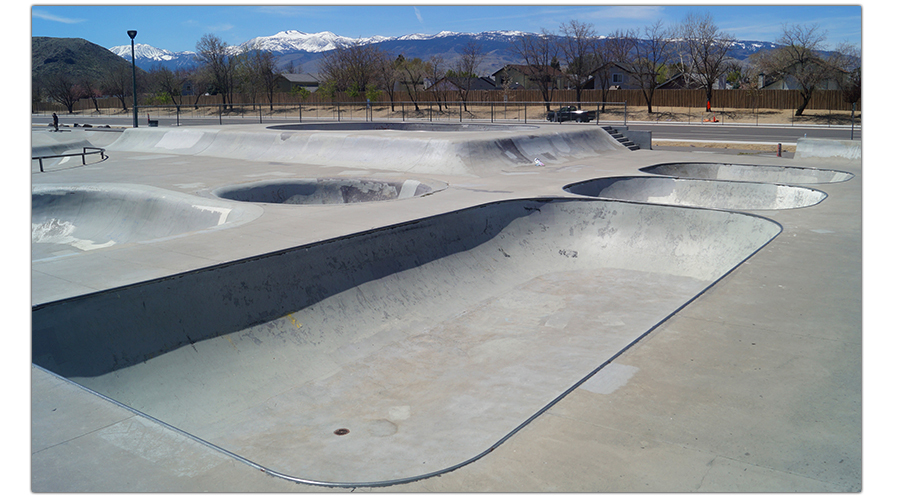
[127,30,137,40]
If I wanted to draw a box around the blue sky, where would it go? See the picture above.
[30,2,862,54]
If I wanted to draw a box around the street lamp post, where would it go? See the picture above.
[128,30,138,128]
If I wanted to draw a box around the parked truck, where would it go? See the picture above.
[546,106,597,123]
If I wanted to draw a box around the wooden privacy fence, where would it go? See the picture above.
[448,89,859,111]
[40,88,860,114]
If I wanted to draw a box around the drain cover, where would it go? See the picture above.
[334,428,350,436]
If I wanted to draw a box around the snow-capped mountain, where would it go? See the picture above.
[107,30,537,72]
[725,40,780,60]
[240,30,391,53]
[238,29,530,55]
[108,43,198,70]
[108,30,780,74]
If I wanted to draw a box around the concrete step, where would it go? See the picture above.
[602,126,640,150]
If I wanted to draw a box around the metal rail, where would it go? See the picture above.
[32,147,107,173]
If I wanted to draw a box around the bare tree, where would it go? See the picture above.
[79,76,103,113]
[609,21,674,113]
[558,20,599,104]
[372,49,400,111]
[195,33,237,109]
[148,64,185,108]
[247,44,279,110]
[750,23,844,116]
[45,72,81,113]
[231,43,279,110]
[831,41,861,107]
[426,55,448,111]
[509,29,560,111]
[319,39,380,97]
[452,41,486,112]
[591,37,617,112]
[234,51,257,108]
[679,12,735,110]
[101,65,135,112]
[396,55,428,111]
[184,66,212,109]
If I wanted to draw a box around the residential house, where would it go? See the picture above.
[426,76,498,92]
[491,64,564,91]
[656,71,728,90]
[759,56,849,91]
[760,72,846,91]
[274,73,320,93]
[587,62,646,90]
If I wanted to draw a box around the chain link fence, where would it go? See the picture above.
[34,101,631,127]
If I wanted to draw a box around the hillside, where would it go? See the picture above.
[32,36,140,85]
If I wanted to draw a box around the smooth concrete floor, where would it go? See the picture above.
[27,124,865,493]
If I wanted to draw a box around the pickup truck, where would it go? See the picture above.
[546,106,597,123]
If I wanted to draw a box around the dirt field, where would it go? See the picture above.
[42,102,861,128]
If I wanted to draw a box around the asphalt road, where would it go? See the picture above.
[32,113,861,144]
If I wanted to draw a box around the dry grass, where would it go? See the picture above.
[627,106,860,126]
[653,140,797,152]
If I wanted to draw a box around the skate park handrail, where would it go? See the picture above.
[32,146,107,173]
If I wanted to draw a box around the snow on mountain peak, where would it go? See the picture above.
[108,43,193,61]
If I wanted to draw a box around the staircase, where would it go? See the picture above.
[602,126,640,151]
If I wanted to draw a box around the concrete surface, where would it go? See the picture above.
[795,138,862,160]
[29,122,863,493]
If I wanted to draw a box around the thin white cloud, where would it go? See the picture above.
[32,9,84,24]
[207,24,235,32]
[597,6,666,20]
[414,7,424,24]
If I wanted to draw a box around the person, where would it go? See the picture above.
[52,113,59,132]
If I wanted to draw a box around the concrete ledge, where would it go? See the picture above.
[623,128,652,150]
[794,137,861,160]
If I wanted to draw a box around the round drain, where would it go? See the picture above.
[334,428,350,436]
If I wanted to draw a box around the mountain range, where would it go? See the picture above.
[108,29,781,75]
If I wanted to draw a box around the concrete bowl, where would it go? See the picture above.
[211,177,447,205]
[640,162,854,184]
[564,176,828,210]
[269,122,539,132]
[32,183,262,260]
[33,197,780,486]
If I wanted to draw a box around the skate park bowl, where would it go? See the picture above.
[269,122,539,132]
[640,162,854,184]
[31,129,120,172]
[563,176,828,211]
[32,184,263,261]
[212,177,447,205]
[32,197,781,486]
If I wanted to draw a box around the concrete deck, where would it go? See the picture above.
[29,122,862,492]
